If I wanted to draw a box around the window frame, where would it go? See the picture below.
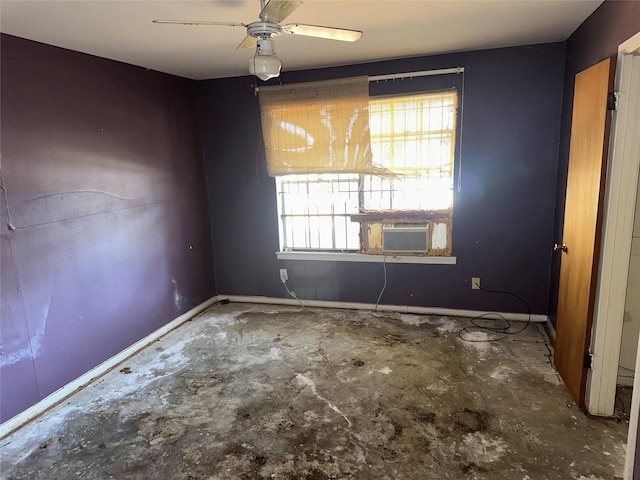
[275,87,459,262]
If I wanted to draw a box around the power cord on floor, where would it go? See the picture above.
[458,286,531,343]
[282,278,305,309]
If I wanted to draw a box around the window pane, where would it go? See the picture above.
[367,91,457,211]
[277,174,359,250]
[362,175,452,211]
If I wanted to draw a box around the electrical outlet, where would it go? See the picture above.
[471,277,481,290]
[279,268,288,283]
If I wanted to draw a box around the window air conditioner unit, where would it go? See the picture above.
[382,223,429,254]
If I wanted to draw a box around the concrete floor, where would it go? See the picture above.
[0,302,628,479]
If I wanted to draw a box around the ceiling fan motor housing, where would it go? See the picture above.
[247,21,282,39]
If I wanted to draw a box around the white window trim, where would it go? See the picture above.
[276,251,456,264]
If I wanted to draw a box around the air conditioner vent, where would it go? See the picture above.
[382,224,429,253]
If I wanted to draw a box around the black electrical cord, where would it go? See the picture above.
[458,286,531,342]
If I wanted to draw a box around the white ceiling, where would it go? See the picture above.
[0,0,602,81]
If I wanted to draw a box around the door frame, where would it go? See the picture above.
[586,32,640,413]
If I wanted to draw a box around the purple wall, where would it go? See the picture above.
[198,43,565,315]
[0,35,215,422]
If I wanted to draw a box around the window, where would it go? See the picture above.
[277,173,360,251]
[275,89,458,257]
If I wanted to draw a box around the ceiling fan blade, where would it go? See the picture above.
[237,36,258,50]
[259,0,302,24]
[152,20,246,27]
[281,24,362,42]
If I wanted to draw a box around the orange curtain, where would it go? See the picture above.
[259,76,385,176]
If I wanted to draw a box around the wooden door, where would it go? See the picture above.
[554,58,616,408]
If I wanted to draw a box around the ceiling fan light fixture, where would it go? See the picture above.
[249,38,282,81]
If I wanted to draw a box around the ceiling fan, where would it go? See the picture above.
[153,0,362,81]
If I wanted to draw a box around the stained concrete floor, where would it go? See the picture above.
[0,302,628,479]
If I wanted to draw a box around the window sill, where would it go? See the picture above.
[276,251,457,264]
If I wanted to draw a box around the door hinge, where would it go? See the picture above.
[583,353,593,369]
[607,92,618,111]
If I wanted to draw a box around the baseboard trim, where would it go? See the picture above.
[1,293,548,439]
[221,294,549,323]
[545,317,557,344]
[0,295,221,440]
